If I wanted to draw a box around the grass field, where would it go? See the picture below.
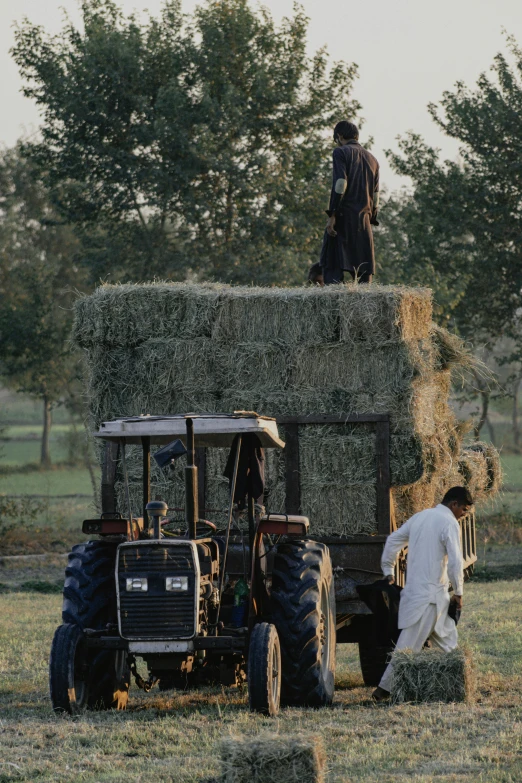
[0,573,521,783]
[1,390,522,780]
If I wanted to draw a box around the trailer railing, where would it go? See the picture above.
[277,414,392,536]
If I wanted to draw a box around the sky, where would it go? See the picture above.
[1,0,522,193]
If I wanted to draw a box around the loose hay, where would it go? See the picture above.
[390,647,476,704]
[219,734,325,783]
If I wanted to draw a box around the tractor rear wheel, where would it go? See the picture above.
[271,540,336,707]
[63,540,118,630]
[248,622,281,716]
[55,540,130,711]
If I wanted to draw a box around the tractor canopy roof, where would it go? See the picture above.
[94,412,285,449]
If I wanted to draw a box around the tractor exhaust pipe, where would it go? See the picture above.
[185,418,198,540]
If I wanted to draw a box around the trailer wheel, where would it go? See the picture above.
[357,617,393,687]
[248,622,281,716]
[57,540,130,710]
[358,644,393,687]
[271,540,336,707]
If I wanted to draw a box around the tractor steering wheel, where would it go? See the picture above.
[189,519,217,538]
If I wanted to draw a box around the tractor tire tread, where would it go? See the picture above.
[271,539,335,707]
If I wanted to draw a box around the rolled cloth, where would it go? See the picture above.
[224,433,265,509]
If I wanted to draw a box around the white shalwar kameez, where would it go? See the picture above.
[379,503,464,692]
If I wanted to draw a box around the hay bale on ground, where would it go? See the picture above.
[390,647,475,704]
[220,735,325,783]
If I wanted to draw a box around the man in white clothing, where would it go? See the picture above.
[372,486,473,702]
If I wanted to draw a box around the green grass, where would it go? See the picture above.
[0,579,521,782]
[3,424,77,439]
[0,439,71,466]
[0,388,74,425]
[1,467,97,497]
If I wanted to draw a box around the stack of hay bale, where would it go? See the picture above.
[73,282,501,532]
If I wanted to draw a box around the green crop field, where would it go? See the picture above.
[0,571,521,782]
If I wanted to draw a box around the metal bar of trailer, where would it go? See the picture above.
[196,447,206,517]
[277,414,390,424]
[142,436,150,523]
[283,422,300,514]
[218,435,242,602]
[120,440,133,537]
[278,414,392,533]
[375,418,391,535]
[185,419,198,540]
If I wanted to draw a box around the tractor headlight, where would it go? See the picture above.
[126,577,148,592]
[165,576,188,592]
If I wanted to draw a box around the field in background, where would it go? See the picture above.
[1,389,98,555]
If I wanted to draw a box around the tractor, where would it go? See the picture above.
[50,413,335,716]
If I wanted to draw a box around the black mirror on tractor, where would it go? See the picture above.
[154,439,187,469]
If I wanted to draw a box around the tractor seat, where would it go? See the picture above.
[259,513,310,535]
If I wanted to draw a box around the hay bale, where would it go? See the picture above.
[431,324,475,371]
[73,282,223,348]
[458,446,491,502]
[219,735,325,783]
[390,647,475,704]
[338,285,432,342]
[464,442,503,497]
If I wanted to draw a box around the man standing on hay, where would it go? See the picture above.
[373,486,473,702]
[319,121,380,285]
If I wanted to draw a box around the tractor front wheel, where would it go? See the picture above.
[54,539,130,712]
[248,622,281,716]
[49,623,89,714]
[49,623,130,714]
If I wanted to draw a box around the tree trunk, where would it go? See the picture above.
[513,377,521,450]
[485,416,496,445]
[225,180,234,243]
[473,387,489,440]
[41,396,52,467]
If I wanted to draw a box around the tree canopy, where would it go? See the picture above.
[0,145,84,463]
[12,0,360,284]
[377,35,522,339]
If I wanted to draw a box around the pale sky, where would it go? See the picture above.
[1,0,522,192]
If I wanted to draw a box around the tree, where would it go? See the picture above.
[374,36,522,438]
[0,145,84,466]
[12,0,360,285]
[377,36,522,337]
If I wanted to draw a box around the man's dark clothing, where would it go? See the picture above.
[320,140,379,281]
[224,434,265,509]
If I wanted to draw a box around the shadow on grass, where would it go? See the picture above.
[471,564,522,582]
[0,580,63,594]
